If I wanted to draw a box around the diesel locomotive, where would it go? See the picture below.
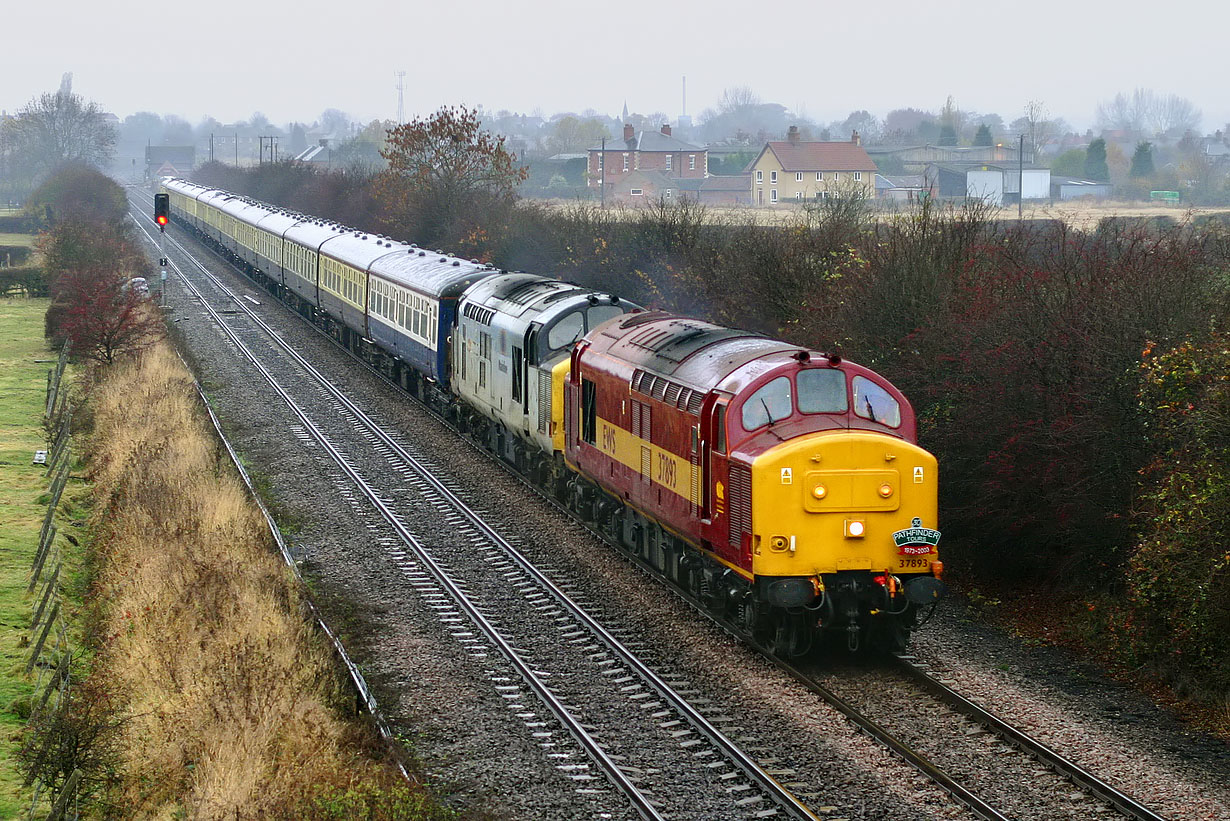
[159,178,946,653]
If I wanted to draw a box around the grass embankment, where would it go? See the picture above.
[0,297,61,816]
[83,342,451,818]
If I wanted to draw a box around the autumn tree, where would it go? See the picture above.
[2,89,115,187]
[376,106,527,244]
[41,218,162,363]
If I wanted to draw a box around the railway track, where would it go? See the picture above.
[130,191,1173,821]
[130,198,828,821]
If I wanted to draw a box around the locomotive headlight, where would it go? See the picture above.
[812,484,827,500]
[845,519,866,538]
[877,483,894,498]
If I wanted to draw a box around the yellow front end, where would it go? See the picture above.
[748,431,940,580]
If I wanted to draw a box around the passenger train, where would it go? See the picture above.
[159,177,946,653]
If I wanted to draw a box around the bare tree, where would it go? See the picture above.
[1148,93,1201,138]
[2,90,116,184]
[1096,89,1201,138]
[716,86,762,115]
[1012,100,1067,159]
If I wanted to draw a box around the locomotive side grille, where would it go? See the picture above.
[537,370,551,434]
[631,401,641,438]
[665,383,682,405]
[640,446,652,483]
[685,390,704,415]
[651,378,669,402]
[728,463,752,549]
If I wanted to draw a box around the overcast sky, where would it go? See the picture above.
[4,0,1227,133]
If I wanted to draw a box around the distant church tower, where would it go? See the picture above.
[621,101,629,123]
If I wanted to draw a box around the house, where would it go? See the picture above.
[748,127,877,206]
[587,124,707,200]
[1050,176,1112,200]
[145,146,195,180]
[602,170,751,206]
[925,162,1051,206]
[876,174,930,202]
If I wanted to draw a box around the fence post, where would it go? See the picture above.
[28,525,57,594]
[26,603,58,675]
[46,768,81,821]
[31,563,60,630]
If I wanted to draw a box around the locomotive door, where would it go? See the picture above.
[701,393,732,524]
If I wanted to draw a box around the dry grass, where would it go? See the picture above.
[83,343,443,819]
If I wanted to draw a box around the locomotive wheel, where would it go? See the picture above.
[766,612,808,657]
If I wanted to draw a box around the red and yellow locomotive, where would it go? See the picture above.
[564,312,945,652]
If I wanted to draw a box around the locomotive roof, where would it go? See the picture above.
[462,273,604,318]
[593,312,799,393]
[370,249,497,299]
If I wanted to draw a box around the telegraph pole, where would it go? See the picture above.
[600,137,606,208]
[396,71,407,123]
[1018,133,1024,220]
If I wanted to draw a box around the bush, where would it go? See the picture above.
[1119,335,1230,700]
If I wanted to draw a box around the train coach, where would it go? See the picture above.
[157,176,945,654]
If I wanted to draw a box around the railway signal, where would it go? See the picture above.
[154,193,169,230]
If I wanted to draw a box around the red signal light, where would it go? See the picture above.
[153,193,170,230]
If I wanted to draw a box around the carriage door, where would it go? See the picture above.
[702,394,732,523]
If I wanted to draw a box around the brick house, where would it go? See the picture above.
[588,124,708,199]
[603,170,751,206]
[748,127,877,205]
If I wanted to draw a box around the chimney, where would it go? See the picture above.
[661,123,671,136]
[787,125,800,144]
[623,123,634,142]
[851,130,861,146]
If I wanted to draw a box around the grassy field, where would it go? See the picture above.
[0,297,54,817]
[0,234,36,248]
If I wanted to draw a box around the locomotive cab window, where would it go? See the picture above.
[548,311,585,351]
[797,368,848,414]
[742,376,792,431]
[586,305,623,331]
[852,376,901,427]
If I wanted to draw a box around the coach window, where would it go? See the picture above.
[581,379,597,444]
[852,376,901,427]
[797,369,848,414]
[741,376,792,431]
